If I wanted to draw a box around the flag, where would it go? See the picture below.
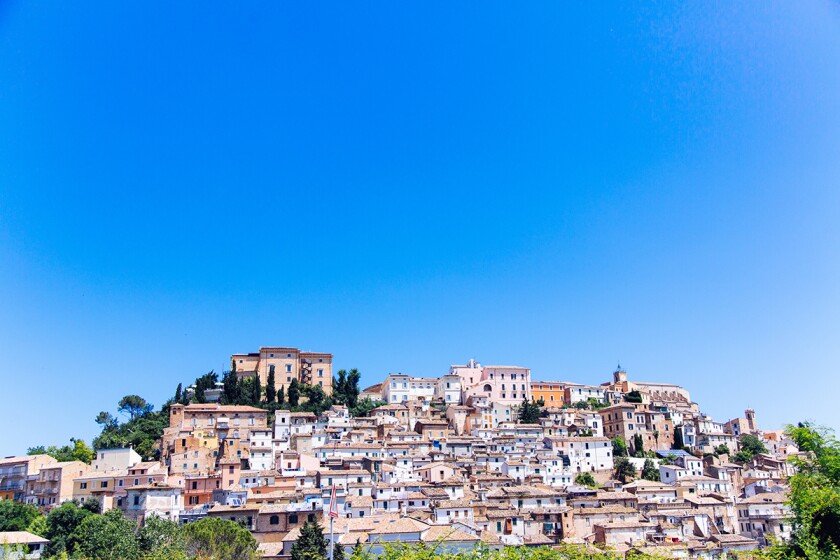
[328,483,339,519]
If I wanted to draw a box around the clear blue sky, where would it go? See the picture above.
[1,2,839,456]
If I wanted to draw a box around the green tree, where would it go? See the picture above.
[266,365,277,404]
[73,508,139,560]
[303,384,327,411]
[641,458,659,481]
[139,515,186,559]
[118,395,154,420]
[632,433,645,457]
[93,396,169,461]
[288,378,301,407]
[517,398,542,424]
[614,456,637,482]
[574,472,596,488]
[174,383,182,403]
[672,426,685,450]
[0,500,42,532]
[44,500,94,557]
[221,369,241,405]
[291,519,328,560]
[278,385,286,405]
[27,438,94,464]
[350,398,385,418]
[733,433,769,463]
[333,538,346,560]
[252,374,262,404]
[611,437,628,457]
[713,444,730,457]
[333,370,348,405]
[772,423,840,558]
[182,517,258,560]
[345,369,361,408]
[624,390,643,403]
[350,539,367,560]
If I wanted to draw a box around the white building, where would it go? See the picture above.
[91,448,141,472]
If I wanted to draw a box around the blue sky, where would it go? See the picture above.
[1,2,839,456]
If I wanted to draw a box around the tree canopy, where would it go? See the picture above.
[182,516,259,560]
[291,519,329,560]
[517,397,543,424]
[27,438,94,464]
[0,500,42,532]
[780,423,840,558]
[733,433,769,463]
[118,395,154,420]
[93,395,169,461]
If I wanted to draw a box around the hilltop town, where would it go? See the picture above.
[1,345,802,558]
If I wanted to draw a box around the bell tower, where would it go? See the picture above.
[745,408,757,432]
[613,364,627,384]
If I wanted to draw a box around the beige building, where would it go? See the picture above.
[0,455,56,502]
[231,346,333,396]
[25,461,90,512]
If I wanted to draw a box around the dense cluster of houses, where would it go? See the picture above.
[0,351,800,558]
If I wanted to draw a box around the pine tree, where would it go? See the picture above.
[672,426,685,450]
[517,398,541,424]
[252,376,262,405]
[633,433,645,456]
[333,539,345,560]
[350,539,366,560]
[222,370,240,405]
[345,369,361,408]
[333,370,347,405]
[642,458,659,481]
[288,379,300,407]
[174,383,182,403]
[266,365,276,404]
[290,520,328,560]
[278,386,286,405]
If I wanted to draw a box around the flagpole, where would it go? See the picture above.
[328,483,337,560]
[329,514,335,560]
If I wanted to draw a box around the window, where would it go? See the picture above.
[133,495,140,506]
[270,515,280,525]
[134,478,139,486]
[286,365,292,373]
[101,481,108,488]
[118,480,123,487]
[318,369,324,377]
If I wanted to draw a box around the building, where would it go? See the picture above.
[0,531,50,559]
[25,461,90,512]
[0,455,56,502]
[530,381,565,406]
[230,346,332,395]
[123,482,183,523]
[91,448,142,472]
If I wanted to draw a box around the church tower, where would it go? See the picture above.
[613,364,627,384]
[745,408,757,432]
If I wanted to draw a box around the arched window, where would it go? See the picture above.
[269,515,280,525]
[483,384,492,392]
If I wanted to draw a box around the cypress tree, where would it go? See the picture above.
[288,379,300,407]
[278,386,285,405]
[291,520,327,560]
[252,376,262,405]
[266,365,276,403]
[174,383,182,403]
[673,426,685,450]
